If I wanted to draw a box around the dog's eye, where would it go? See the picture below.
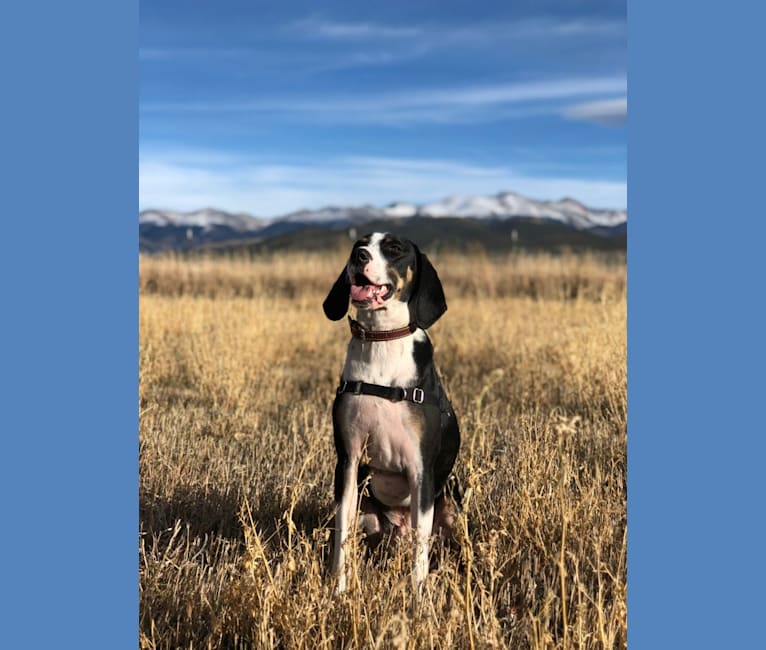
[383,240,404,256]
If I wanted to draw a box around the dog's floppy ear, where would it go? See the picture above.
[323,268,351,321]
[410,245,447,329]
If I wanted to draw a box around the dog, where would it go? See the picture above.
[323,232,461,594]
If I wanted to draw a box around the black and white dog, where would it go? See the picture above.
[323,232,461,594]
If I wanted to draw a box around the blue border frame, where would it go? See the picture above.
[3,0,765,646]
[629,2,765,647]
[2,2,137,646]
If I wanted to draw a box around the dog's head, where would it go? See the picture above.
[323,232,447,329]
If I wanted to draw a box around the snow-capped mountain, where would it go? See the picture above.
[383,202,419,218]
[139,191,626,252]
[272,191,625,229]
[139,207,266,231]
[418,192,626,229]
[139,208,269,253]
[278,202,423,223]
[278,205,382,224]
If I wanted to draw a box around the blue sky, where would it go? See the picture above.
[140,0,626,216]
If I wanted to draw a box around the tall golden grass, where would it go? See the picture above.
[139,250,626,649]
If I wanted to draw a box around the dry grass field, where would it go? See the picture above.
[139,248,626,649]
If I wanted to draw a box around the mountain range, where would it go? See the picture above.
[139,191,627,253]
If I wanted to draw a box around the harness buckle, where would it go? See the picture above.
[337,380,347,395]
[412,388,425,404]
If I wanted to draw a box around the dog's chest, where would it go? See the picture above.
[342,337,419,386]
[338,337,424,474]
[337,395,423,479]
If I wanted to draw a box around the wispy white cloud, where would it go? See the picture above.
[563,97,627,126]
[289,15,623,44]
[141,76,627,125]
[141,16,623,70]
[290,17,422,40]
[425,16,625,46]
[400,77,626,108]
[139,149,626,215]
[534,18,625,38]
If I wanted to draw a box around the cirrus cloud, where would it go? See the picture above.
[140,149,627,216]
[141,76,627,126]
[564,97,627,126]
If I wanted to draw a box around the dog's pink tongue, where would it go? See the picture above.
[351,283,390,304]
[350,285,374,301]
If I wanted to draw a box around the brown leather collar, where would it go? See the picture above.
[348,316,417,342]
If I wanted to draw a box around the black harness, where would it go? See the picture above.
[336,378,441,407]
[336,318,450,412]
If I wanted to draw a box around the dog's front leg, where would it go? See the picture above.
[409,471,435,596]
[332,452,359,594]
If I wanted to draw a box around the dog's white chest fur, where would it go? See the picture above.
[337,395,421,507]
[342,334,421,386]
[338,330,427,506]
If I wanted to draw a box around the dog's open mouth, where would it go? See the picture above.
[350,276,393,306]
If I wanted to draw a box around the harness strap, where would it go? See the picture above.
[336,378,440,407]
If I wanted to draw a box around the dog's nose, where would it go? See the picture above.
[352,248,371,265]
